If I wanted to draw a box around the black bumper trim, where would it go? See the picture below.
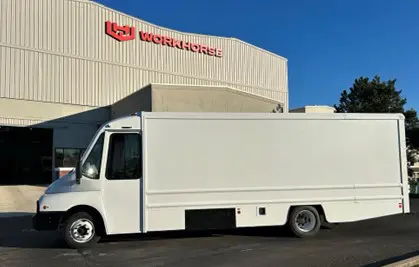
[32,211,65,231]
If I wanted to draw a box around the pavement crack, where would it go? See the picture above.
[77,249,92,267]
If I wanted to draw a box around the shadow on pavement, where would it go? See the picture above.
[0,214,67,249]
[99,226,294,245]
[363,250,419,267]
[216,225,295,238]
[0,208,410,250]
[0,213,299,249]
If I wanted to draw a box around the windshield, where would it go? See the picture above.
[81,133,105,179]
[80,123,105,162]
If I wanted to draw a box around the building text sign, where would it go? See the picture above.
[105,21,223,58]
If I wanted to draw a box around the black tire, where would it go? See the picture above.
[288,206,321,238]
[62,212,101,249]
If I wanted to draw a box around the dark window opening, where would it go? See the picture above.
[106,133,142,180]
[0,126,53,185]
[54,148,85,168]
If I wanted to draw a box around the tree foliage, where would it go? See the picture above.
[334,76,406,113]
[405,109,419,150]
[334,75,419,164]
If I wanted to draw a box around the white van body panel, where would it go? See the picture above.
[141,112,409,232]
[39,191,104,218]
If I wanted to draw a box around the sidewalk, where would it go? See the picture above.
[0,185,46,216]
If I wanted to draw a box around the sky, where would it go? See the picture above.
[95,0,419,110]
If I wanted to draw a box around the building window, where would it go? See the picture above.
[54,148,85,168]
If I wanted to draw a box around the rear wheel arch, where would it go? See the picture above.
[287,204,326,221]
[288,204,333,224]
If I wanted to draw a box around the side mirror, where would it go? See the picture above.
[75,160,81,184]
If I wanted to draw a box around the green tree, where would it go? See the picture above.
[405,109,419,164]
[334,75,419,164]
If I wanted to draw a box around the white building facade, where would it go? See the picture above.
[0,0,288,184]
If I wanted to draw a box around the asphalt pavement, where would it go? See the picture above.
[1,200,419,267]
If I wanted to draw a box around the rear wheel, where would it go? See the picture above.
[288,206,321,237]
[62,212,101,249]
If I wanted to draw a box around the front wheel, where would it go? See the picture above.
[288,206,321,238]
[62,212,101,249]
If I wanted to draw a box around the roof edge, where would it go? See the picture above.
[140,112,407,121]
[76,0,287,61]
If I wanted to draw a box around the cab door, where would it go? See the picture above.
[101,130,143,235]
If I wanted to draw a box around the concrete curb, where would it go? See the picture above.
[384,255,419,267]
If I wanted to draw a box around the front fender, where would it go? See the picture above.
[38,191,108,232]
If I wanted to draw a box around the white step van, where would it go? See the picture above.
[32,112,410,249]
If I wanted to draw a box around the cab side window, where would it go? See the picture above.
[105,133,142,180]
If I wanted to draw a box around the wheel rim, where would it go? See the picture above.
[69,218,95,243]
[294,210,316,233]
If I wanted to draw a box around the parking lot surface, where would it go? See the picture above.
[1,200,419,267]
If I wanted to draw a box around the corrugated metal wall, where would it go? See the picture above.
[0,0,288,110]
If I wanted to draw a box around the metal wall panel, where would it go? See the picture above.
[0,0,288,110]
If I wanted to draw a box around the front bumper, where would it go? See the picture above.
[32,201,65,231]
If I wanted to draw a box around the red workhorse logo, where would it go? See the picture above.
[105,21,136,42]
